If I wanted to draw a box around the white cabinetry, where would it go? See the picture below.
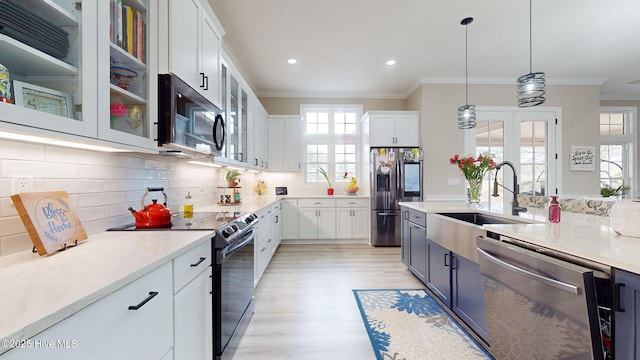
[1,262,173,360]
[0,0,158,152]
[173,241,212,360]
[362,111,420,147]
[166,0,222,107]
[268,115,302,172]
[255,201,282,285]
[335,198,369,239]
[255,205,273,284]
[249,99,269,170]
[297,199,336,239]
[218,55,251,166]
[281,199,298,240]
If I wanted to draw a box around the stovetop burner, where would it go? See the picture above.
[107,211,241,231]
[107,211,259,248]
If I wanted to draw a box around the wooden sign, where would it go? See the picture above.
[11,191,88,256]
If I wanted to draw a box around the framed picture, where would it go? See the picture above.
[569,146,596,171]
[12,80,74,118]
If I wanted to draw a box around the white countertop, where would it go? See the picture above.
[399,201,640,274]
[0,230,214,354]
[0,195,373,351]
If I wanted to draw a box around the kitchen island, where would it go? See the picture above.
[399,200,639,273]
[399,200,640,359]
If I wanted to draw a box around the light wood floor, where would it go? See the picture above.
[231,243,424,360]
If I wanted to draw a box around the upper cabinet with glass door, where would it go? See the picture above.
[97,0,157,152]
[218,58,249,167]
[0,0,97,138]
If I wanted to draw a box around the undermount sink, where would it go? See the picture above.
[436,212,530,226]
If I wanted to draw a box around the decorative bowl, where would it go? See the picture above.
[110,65,138,90]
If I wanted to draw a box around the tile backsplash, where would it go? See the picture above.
[0,139,231,256]
[0,139,359,256]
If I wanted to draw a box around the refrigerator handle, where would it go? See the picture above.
[396,154,402,201]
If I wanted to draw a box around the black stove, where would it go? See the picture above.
[107,211,258,248]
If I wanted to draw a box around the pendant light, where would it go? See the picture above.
[458,17,476,129]
[517,0,545,107]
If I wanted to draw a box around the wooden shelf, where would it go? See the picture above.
[217,202,241,206]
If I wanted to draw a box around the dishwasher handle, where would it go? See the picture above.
[477,247,580,295]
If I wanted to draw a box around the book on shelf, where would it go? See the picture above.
[110,1,146,63]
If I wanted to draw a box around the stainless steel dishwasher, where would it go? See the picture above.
[476,235,612,360]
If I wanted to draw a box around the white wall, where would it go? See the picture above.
[414,83,602,199]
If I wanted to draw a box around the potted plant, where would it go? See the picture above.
[224,169,241,187]
[318,167,333,195]
[601,184,630,198]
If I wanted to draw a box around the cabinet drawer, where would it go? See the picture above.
[173,240,212,293]
[297,198,336,208]
[407,208,426,228]
[336,198,368,208]
[3,262,174,360]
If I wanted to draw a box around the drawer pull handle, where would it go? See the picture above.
[190,257,207,267]
[314,202,322,205]
[128,291,159,310]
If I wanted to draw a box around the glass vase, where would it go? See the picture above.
[466,176,483,207]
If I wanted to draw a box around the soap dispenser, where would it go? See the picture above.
[549,196,560,223]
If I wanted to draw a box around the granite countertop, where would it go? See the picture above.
[0,230,214,354]
[399,201,640,274]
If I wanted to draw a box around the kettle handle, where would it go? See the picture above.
[142,187,168,209]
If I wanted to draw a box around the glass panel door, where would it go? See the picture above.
[229,74,239,160]
[469,109,558,206]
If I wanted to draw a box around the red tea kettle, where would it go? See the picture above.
[128,187,173,228]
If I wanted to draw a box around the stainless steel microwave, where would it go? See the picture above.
[158,74,225,156]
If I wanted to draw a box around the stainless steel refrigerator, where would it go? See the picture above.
[370,147,423,246]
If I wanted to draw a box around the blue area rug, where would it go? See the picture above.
[353,289,494,360]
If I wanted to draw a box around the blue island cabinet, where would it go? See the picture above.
[452,254,489,343]
[615,269,640,359]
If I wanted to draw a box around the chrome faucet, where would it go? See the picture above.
[492,161,527,215]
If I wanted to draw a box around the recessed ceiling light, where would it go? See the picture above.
[385,60,396,66]
[287,58,297,65]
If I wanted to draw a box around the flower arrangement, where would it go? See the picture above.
[449,153,497,180]
[450,153,497,204]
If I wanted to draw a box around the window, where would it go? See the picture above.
[301,104,363,186]
[600,107,637,198]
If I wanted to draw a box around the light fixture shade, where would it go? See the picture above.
[458,17,475,129]
[458,104,476,129]
[517,72,546,107]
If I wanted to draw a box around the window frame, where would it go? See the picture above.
[300,104,363,187]
[600,106,637,198]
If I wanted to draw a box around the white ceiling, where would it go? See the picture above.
[207,0,640,100]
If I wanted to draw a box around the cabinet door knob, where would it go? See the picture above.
[199,73,206,88]
[128,291,159,310]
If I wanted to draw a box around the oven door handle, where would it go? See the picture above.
[221,230,255,260]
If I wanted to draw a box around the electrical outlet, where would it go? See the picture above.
[12,175,33,194]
